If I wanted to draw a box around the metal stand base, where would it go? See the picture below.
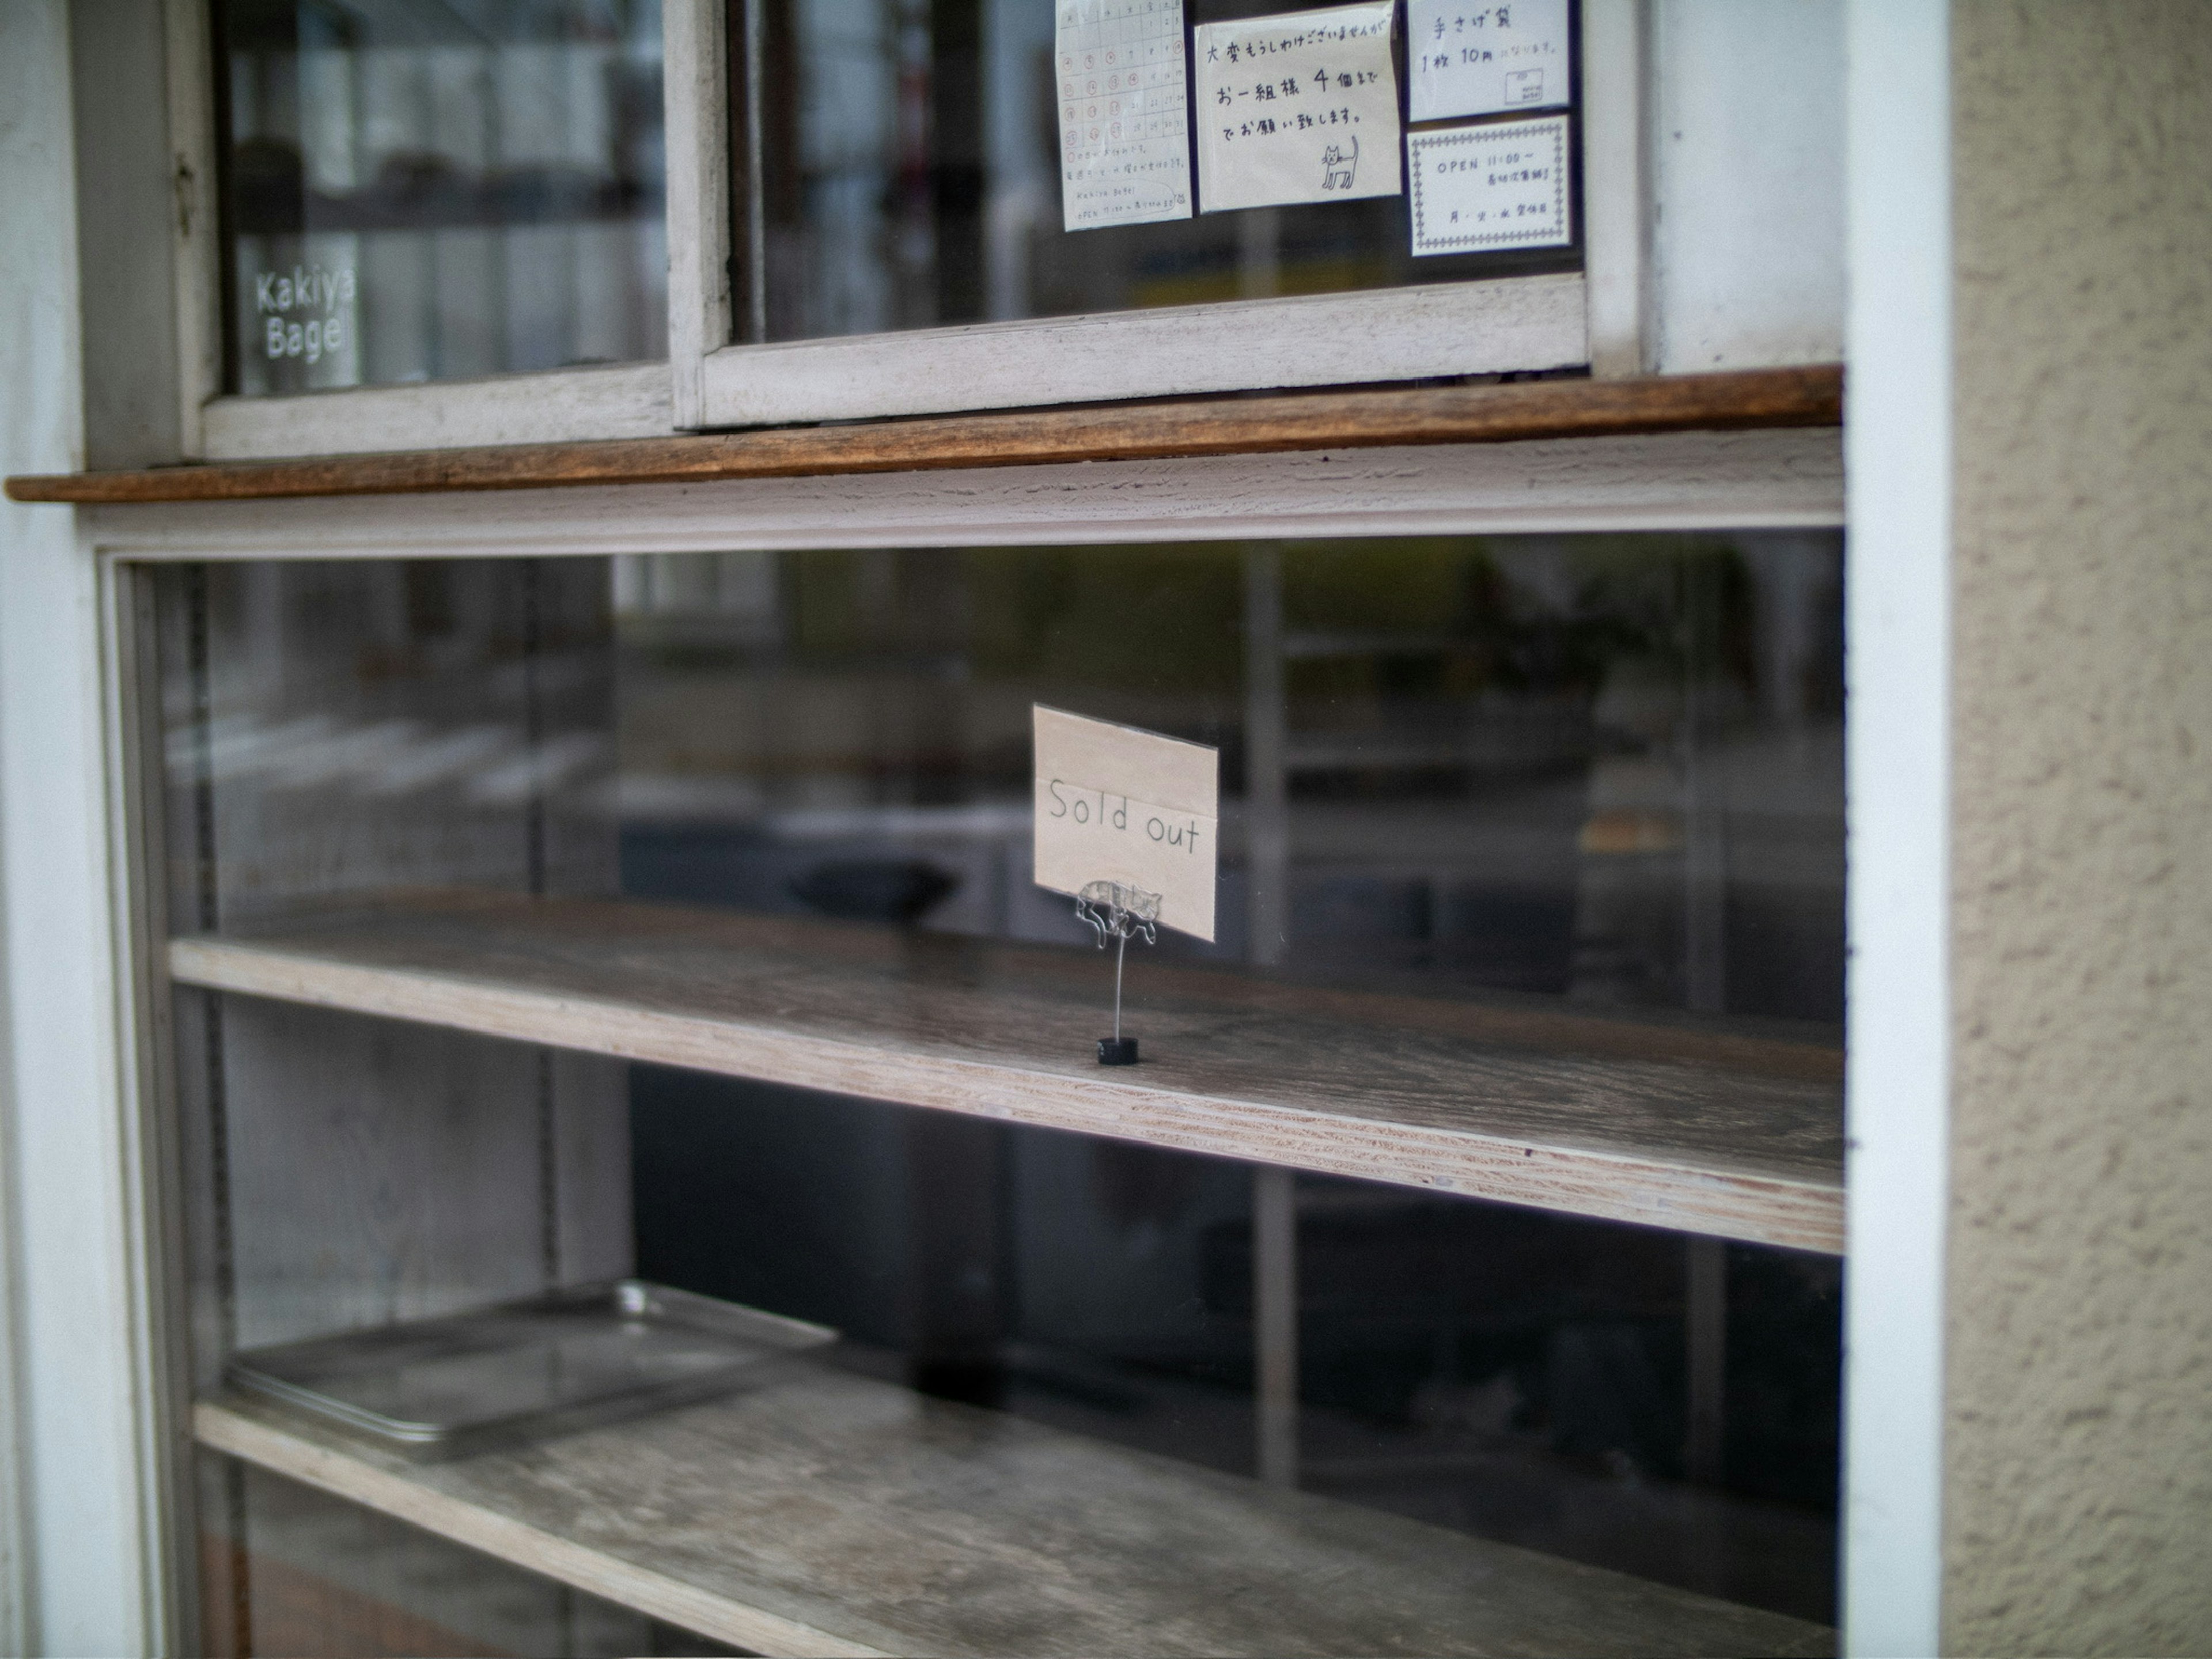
[1096,1036,1139,1066]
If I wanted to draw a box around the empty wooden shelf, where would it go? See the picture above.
[167,890,1843,1253]
[196,1363,1834,1658]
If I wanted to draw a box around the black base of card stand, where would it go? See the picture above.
[1075,881,1160,1067]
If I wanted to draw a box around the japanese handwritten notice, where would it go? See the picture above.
[1407,112,1571,256]
[1057,0,1194,230]
[1407,0,1569,123]
[1194,1,1402,214]
[1033,705,1218,942]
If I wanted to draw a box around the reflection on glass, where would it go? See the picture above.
[1251,1177,1840,1621]
[221,0,667,395]
[612,536,1842,1022]
[742,0,1580,342]
[627,1081,1840,1623]
[199,1457,742,1656]
[610,536,1843,1624]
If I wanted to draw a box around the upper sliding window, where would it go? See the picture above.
[731,0,1581,343]
[218,0,668,395]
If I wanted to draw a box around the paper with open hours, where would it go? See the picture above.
[1407,111,1571,255]
[1194,2,1402,214]
[1032,705,1218,943]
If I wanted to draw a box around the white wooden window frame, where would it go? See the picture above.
[56,423,1838,1658]
[82,429,1842,561]
[679,0,1618,427]
[14,0,1929,1650]
[167,0,1643,456]
[164,0,681,461]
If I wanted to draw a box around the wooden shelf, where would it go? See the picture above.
[6,367,1840,505]
[196,1370,1832,1658]
[168,890,1843,1253]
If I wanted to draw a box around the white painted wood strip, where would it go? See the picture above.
[88,427,1844,560]
[194,1402,889,1658]
[1581,0,1653,378]
[699,276,1589,426]
[164,0,222,460]
[167,921,1842,1253]
[199,363,675,461]
[1840,1,1950,1644]
[664,0,731,430]
[1647,5,1845,374]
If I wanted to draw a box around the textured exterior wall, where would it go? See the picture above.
[1945,3,2212,1651]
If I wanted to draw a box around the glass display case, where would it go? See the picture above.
[156,531,1843,1654]
[0,0,1866,1646]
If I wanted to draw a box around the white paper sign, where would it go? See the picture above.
[1194,2,1402,214]
[1032,705,1218,942]
[1407,0,1570,123]
[1057,0,1195,230]
[1407,113,1571,256]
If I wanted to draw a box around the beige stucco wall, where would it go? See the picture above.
[1945,3,2212,1651]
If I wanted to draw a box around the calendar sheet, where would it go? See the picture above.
[1057,0,1194,231]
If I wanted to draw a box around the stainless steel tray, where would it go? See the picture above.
[226,1280,835,1458]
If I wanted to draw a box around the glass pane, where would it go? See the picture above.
[607,533,1842,1618]
[196,1454,743,1656]
[612,535,1839,1021]
[740,0,1581,342]
[627,1084,1839,1623]
[219,0,667,395]
[156,535,1840,1647]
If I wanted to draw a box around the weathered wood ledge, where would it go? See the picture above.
[167,890,1845,1253]
[197,1383,1836,1658]
[6,366,1842,506]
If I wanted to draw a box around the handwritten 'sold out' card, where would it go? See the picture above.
[1194,1,1402,214]
[1033,705,1218,942]
[1407,0,1570,123]
[1056,0,1194,230]
[1408,112,1571,256]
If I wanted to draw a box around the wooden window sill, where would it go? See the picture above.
[9,368,1840,506]
[168,889,1843,1254]
[196,1383,1834,1657]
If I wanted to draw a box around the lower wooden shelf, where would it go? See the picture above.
[196,1369,1832,1658]
[166,889,1844,1253]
